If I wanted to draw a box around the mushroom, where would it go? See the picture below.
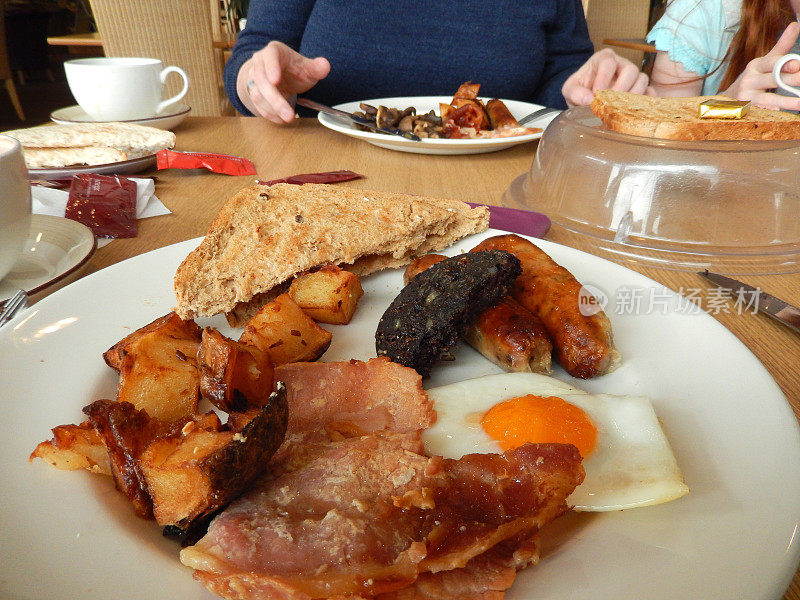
[398,114,416,131]
[359,103,378,117]
[376,105,402,129]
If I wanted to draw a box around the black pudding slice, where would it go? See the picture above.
[375,249,522,377]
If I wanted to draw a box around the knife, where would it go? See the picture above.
[297,98,422,141]
[699,270,800,334]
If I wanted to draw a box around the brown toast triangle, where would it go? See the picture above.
[590,90,800,141]
[174,183,490,323]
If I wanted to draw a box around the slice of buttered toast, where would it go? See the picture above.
[590,90,800,141]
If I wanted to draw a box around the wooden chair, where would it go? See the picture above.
[0,0,25,120]
[584,0,651,66]
[88,0,234,116]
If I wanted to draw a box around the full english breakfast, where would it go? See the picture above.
[29,183,689,600]
[352,82,543,139]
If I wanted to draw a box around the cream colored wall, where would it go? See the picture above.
[584,0,652,65]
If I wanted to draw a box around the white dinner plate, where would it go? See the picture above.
[50,103,191,131]
[2,230,799,600]
[27,154,157,179]
[0,214,95,304]
[317,96,557,155]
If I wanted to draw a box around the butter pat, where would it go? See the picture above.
[699,99,751,119]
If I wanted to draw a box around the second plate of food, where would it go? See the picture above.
[317,96,556,155]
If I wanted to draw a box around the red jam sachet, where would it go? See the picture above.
[257,170,364,185]
[156,149,257,176]
[66,174,138,238]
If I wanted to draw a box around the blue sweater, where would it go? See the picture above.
[224,0,594,115]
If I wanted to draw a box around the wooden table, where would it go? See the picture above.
[80,116,800,599]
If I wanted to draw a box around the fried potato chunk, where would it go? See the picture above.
[239,293,332,366]
[83,384,288,530]
[288,265,364,325]
[111,312,202,422]
[198,327,275,413]
[30,421,111,475]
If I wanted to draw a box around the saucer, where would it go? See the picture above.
[50,103,191,130]
[0,215,96,304]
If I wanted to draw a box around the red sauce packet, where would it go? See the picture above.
[157,149,257,176]
[257,170,364,186]
[65,174,138,238]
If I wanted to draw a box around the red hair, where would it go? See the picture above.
[719,0,796,90]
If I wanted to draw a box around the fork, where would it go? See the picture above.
[517,107,561,126]
[0,289,29,328]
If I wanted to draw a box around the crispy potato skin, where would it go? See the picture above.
[471,234,618,379]
[199,328,275,412]
[84,399,160,519]
[240,293,332,366]
[83,385,288,529]
[142,385,289,529]
[288,265,364,325]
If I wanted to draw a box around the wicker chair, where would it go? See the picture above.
[0,0,24,120]
[585,0,651,65]
[88,0,233,116]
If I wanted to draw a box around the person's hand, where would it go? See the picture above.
[237,40,331,123]
[724,21,800,111]
[562,48,652,106]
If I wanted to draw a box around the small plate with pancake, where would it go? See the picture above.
[27,153,157,178]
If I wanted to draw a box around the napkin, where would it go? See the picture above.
[30,178,172,248]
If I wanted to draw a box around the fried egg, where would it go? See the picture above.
[422,372,688,512]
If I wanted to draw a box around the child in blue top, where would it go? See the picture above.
[646,0,800,111]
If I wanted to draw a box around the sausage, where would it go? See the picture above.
[471,234,620,379]
[403,254,448,285]
[404,254,553,374]
[464,297,552,374]
[485,99,519,130]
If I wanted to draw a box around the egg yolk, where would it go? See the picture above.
[480,395,597,457]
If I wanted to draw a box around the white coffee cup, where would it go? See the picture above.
[0,135,31,282]
[64,57,190,121]
[772,53,800,98]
